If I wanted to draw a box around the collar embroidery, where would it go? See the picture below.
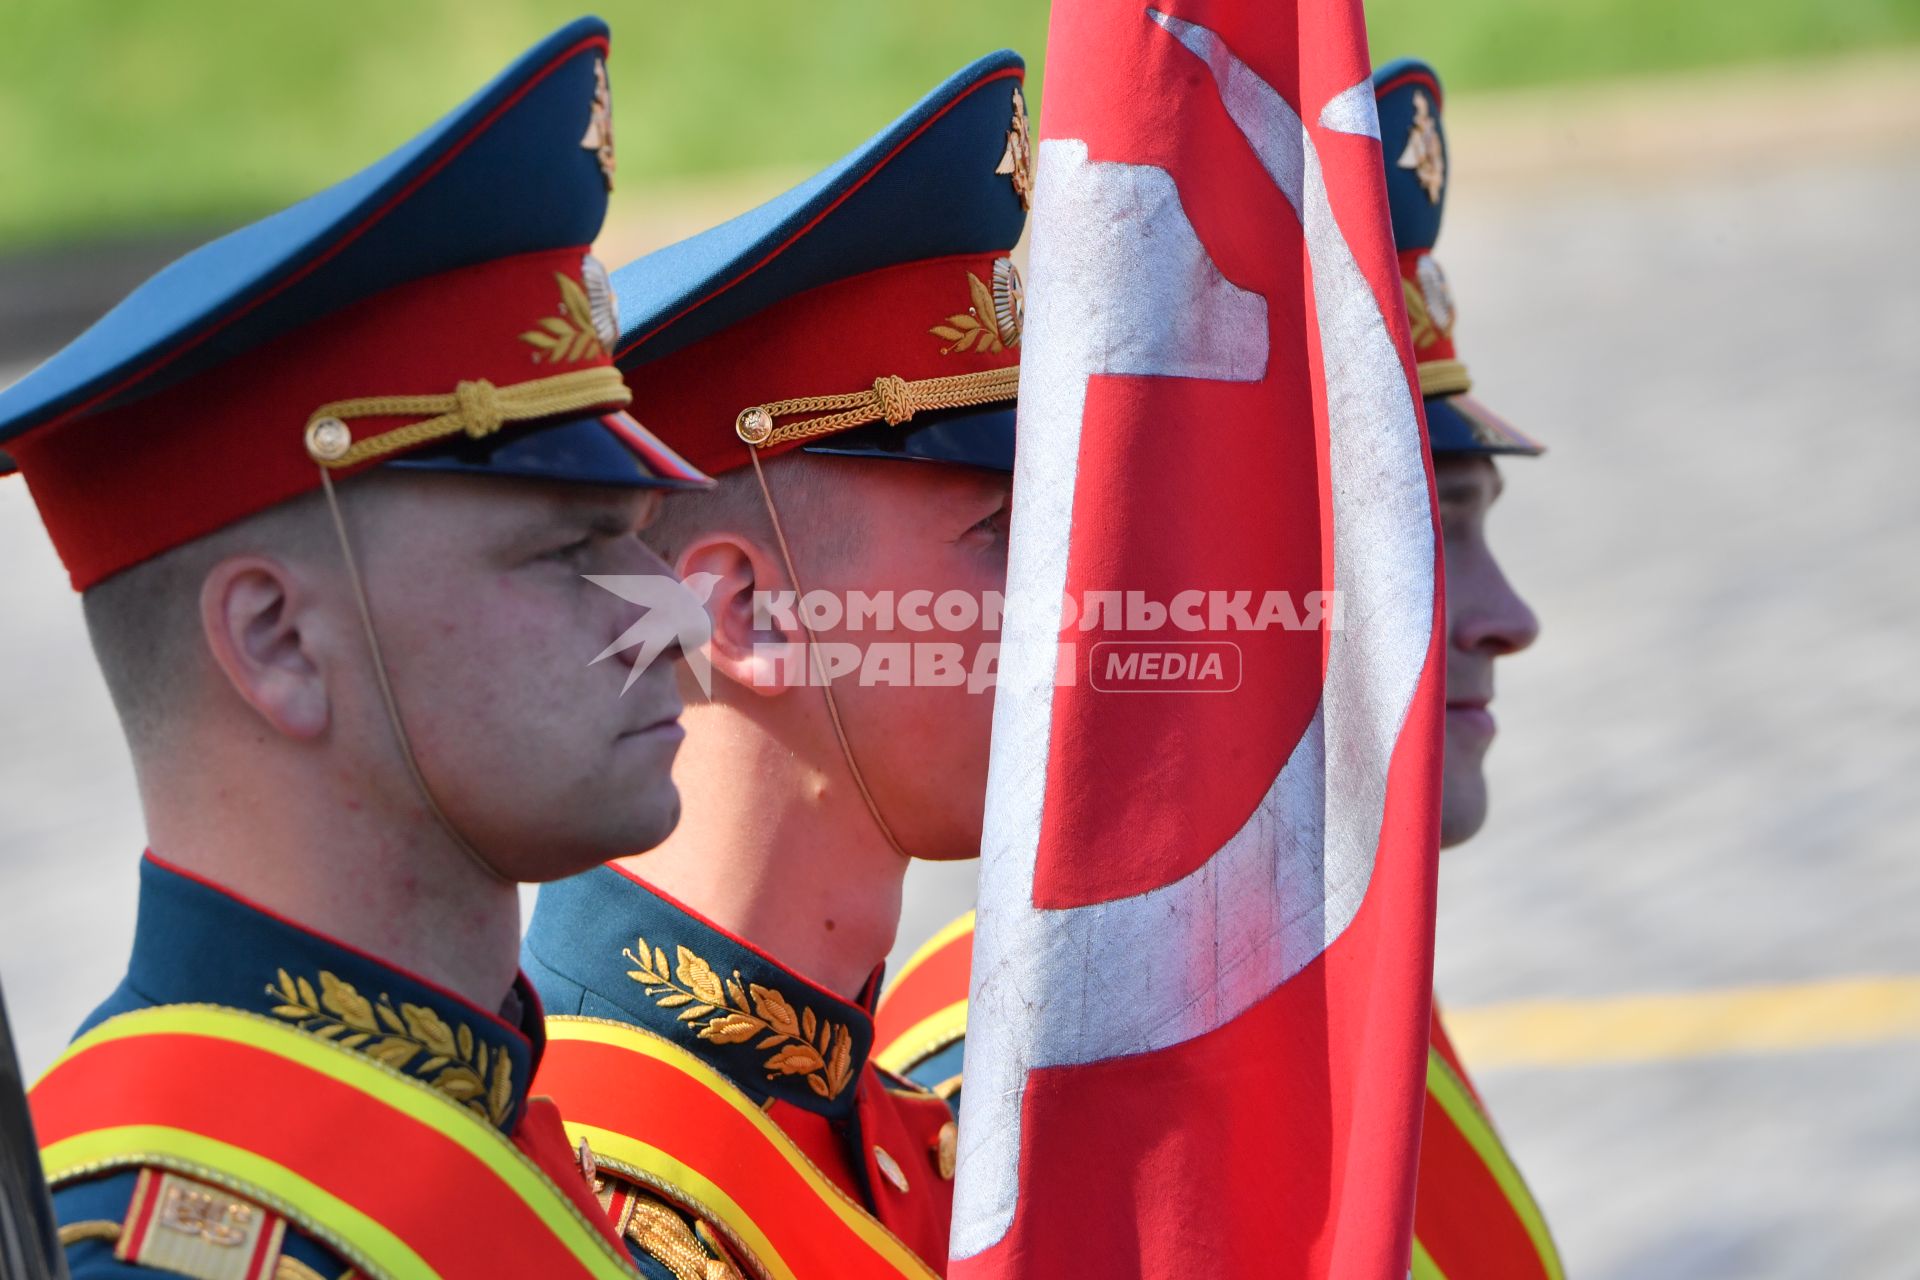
[622,937,857,1101]
[266,968,515,1126]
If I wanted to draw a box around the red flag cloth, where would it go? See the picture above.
[950,2,1444,1276]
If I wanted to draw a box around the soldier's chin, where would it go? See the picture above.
[618,776,685,861]
[1438,769,1489,849]
[492,779,684,884]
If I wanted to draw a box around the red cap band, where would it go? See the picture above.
[13,247,623,589]
[624,251,1020,477]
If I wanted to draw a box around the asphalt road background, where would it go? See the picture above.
[4,57,1917,1278]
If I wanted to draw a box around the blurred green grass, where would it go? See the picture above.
[1366,0,1920,87]
[1,0,1915,249]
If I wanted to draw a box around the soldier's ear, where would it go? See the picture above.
[198,554,332,738]
[674,534,801,698]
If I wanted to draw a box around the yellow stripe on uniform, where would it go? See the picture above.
[1424,1052,1564,1280]
[40,1006,635,1279]
[873,1001,969,1077]
[1446,975,1920,1070]
[1409,1236,1450,1280]
[44,1126,433,1280]
[545,1018,940,1280]
[885,910,975,993]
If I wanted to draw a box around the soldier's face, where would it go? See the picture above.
[351,474,689,880]
[800,461,1012,861]
[1436,456,1539,848]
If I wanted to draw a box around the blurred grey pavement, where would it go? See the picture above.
[5,57,1919,1279]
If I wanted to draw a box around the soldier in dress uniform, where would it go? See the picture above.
[873,56,1566,1280]
[1370,57,1561,1280]
[3,20,714,1279]
[520,51,1031,1280]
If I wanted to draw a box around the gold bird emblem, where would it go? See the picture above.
[995,85,1034,210]
[1397,89,1444,205]
[580,58,615,190]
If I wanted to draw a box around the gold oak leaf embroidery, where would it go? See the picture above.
[520,272,609,364]
[1401,278,1438,349]
[267,968,513,1126]
[931,272,1014,356]
[623,937,857,1099]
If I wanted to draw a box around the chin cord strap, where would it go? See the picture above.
[745,446,913,862]
[318,468,513,886]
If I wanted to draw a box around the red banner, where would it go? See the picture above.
[950,1,1444,1274]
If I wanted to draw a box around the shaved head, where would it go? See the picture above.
[82,487,338,753]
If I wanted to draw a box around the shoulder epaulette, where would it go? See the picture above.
[598,1176,747,1280]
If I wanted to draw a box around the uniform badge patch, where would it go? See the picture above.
[580,57,616,190]
[1397,88,1445,204]
[115,1169,286,1280]
[995,85,1034,210]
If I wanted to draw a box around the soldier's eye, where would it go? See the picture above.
[970,505,1011,539]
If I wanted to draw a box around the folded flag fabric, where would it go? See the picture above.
[951,2,1446,1274]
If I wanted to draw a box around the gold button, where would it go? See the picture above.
[735,406,774,446]
[935,1121,957,1181]
[873,1144,909,1194]
[305,416,351,462]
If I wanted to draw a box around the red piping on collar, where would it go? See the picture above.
[607,862,879,1018]
[141,849,532,1045]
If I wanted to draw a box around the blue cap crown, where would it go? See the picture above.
[2,17,708,590]
[606,51,1030,477]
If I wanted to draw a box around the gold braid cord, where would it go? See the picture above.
[305,366,631,469]
[59,1221,122,1246]
[1417,358,1472,398]
[735,367,1018,449]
